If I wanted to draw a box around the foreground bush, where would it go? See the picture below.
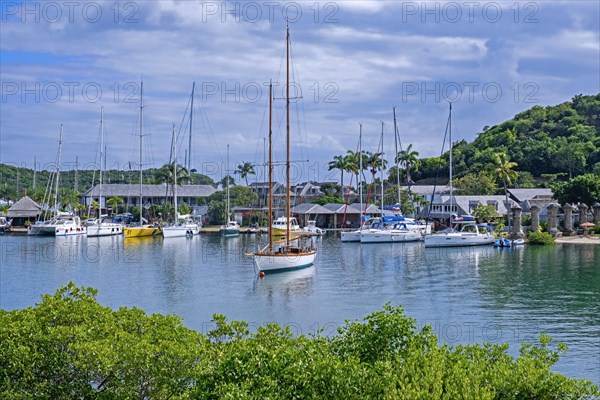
[1,283,598,399]
[528,231,556,245]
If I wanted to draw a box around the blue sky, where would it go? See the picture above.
[1,1,599,186]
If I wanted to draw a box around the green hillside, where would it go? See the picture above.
[412,93,600,185]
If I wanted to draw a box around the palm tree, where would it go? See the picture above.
[220,175,235,189]
[365,151,387,205]
[395,144,420,188]
[328,155,348,187]
[106,195,124,214]
[234,161,256,186]
[493,152,518,232]
[159,163,191,198]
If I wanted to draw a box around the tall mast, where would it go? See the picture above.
[188,82,195,171]
[226,144,230,222]
[380,121,384,217]
[268,82,273,251]
[448,102,453,229]
[359,123,363,228]
[172,124,178,224]
[54,124,63,216]
[393,107,401,208]
[285,25,291,246]
[139,81,144,225]
[99,107,104,214]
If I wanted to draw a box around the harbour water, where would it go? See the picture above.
[1,233,598,385]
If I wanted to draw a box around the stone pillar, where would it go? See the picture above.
[578,203,588,224]
[547,203,559,235]
[593,203,600,224]
[510,204,524,238]
[530,205,540,232]
[563,203,574,236]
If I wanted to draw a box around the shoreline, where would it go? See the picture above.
[555,236,600,244]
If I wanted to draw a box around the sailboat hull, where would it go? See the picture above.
[123,226,161,238]
[162,225,199,238]
[252,249,316,273]
[424,232,495,247]
[360,230,422,243]
[86,223,123,237]
[341,230,361,242]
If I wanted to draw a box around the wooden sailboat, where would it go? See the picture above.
[220,144,241,237]
[123,81,161,238]
[247,27,316,273]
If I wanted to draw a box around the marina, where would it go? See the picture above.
[0,233,598,386]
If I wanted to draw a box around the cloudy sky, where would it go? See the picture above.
[1,1,598,185]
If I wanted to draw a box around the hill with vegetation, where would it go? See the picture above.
[411,93,600,186]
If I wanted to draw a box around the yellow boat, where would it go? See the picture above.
[271,217,301,236]
[123,225,161,238]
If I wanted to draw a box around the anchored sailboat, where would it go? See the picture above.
[28,125,85,236]
[123,81,161,238]
[424,103,494,248]
[162,124,200,238]
[86,107,124,237]
[247,27,316,273]
[220,144,241,237]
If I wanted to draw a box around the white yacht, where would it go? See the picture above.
[361,221,422,243]
[29,212,85,236]
[86,215,123,237]
[424,222,494,248]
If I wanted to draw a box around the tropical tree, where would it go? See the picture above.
[106,195,124,213]
[220,175,235,189]
[472,204,500,223]
[234,161,256,186]
[159,163,191,197]
[493,152,518,230]
[454,172,498,195]
[396,144,420,187]
[552,173,600,205]
[328,155,347,187]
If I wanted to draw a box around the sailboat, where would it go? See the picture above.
[162,124,200,238]
[86,108,124,237]
[360,116,423,243]
[341,124,366,242]
[247,28,317,273]
[123,81,161,238]
[220,144,241,237]
[424,103,494,248]
[28,125,85,236]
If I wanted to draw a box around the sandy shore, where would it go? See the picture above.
[555,236,600,244]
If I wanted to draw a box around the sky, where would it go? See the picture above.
[1,0,599,187]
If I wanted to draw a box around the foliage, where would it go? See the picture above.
[382,186,429,215]
[0,164,215,201]
[528,231,556,245]
[313,195,344,205]
[178,203,191,216]
[396,143,420,185]
[106,195,124,212]
[472,204,500,222]
[1,286,598,399]
[207,186,258,224]
[552,173,600,206]
[235,161,256,186]
[328,154,349,187]
[454,172,498,195]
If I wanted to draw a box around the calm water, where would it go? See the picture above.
[1,233,599,385]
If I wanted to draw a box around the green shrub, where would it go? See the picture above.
[528,231,555,245]
[1,284,597,399]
